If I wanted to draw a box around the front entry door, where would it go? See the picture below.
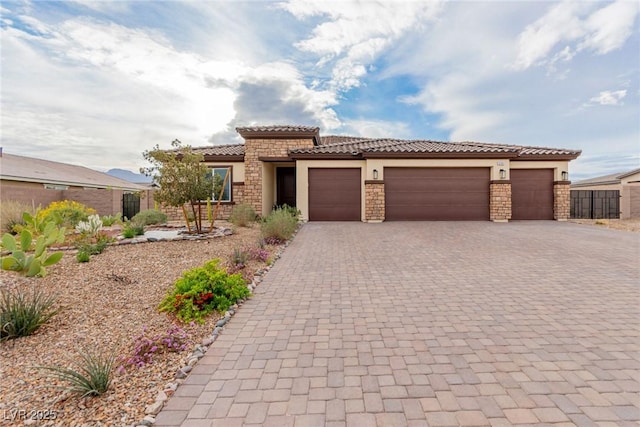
[276,167,296,207]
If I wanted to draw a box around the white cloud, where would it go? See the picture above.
[587,90,627,106]
[70,0,131,14]
[1,8,344,168]
[513,0,639,70]
[342,119,410,139]
[280,0,443,91]
[579,0,639,54]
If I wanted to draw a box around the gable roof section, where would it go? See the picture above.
[572,168,640,187]
[236,125,321,145]
[187,132,581,161]
[0,153,148,191]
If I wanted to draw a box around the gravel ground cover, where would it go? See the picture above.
[0,223,278,426]
[569,217,640,232]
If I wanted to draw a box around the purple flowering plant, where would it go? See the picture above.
[117,324,190,373]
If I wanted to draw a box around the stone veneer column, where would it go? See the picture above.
[243,138,315,215]
[554,181,571,221]
[243,139,263,214]
[365,181,385,222]
[490,181,511,222]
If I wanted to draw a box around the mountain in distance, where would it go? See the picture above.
[106,168,153,184]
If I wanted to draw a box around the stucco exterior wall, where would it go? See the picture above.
[571,183,621,191]
[625,185,640,219]
[510,160,570,181]
[366,158,510,181]
[621,171,640,185]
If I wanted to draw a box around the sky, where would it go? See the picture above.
[1,0,638,180]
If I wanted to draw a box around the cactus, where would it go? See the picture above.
[1,221,65,277]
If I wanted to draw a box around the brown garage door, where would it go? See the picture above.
[385,168,490,220]
[511,169,554,220]
[308,168,361,221]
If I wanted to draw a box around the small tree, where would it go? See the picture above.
[141,140,213,233]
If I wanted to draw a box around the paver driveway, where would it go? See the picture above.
[155,222,639,427]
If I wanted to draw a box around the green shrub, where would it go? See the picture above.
[122,222,145,238]
[260,207,298,243]
[39,349,115,398]
[159,259,250,324]
[38,200,96,227]
[0,288,58,340]
[100,213,121,227]
[76,251,91,263]
[230,248,249,267]
[131,209,167,226]
[275,204,301,220]
[229,203,257,227]
[0,200,34,233]
[1,222,65,277]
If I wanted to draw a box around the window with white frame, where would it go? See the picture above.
[210,167,231,202]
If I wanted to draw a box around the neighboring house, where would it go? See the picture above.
[166,125,581,222]
[571,168,640,219]
[0,151,154,217]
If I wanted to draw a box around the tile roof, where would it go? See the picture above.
[319,135,371,145]
[188,132,581,160]
[0,153,148,190]
[189,144,245,157]
[290,137,579,158]
[236,125,320,134]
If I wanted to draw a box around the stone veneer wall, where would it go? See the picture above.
[243,138,314,214]
[490,182,512,221]
[365,182,385,221]
[554,182,570,220]
[161,183,243,223]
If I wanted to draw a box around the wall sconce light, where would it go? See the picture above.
[373,169,379,180]
[499,169,506,180]
[561,171,568,180]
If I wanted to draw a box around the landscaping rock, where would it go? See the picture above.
[215,317,228,328]
[212,326,222,335]
[145,401,163,415]
[175,368,190,379]
[143,415,156,424]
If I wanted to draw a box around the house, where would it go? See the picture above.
[0,151,154,217]
[571,168,640,219]
[167,125,581,222]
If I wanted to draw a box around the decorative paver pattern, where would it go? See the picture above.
[156,222,640,426]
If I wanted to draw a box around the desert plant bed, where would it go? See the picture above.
[0,223,279,426]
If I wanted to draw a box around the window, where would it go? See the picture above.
[43,184,68,190]
[211,167,231,202]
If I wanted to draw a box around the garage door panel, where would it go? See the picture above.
[385,168,489,221]
[393,191,488,205]
[309,168,361,221]
[511,169,554,220]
